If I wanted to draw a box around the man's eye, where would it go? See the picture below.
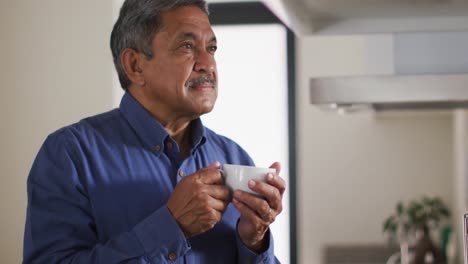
[208,45,217,53]
[182,43,194,49]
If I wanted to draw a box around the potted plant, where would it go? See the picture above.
[383,197,451,264]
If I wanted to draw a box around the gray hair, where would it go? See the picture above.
[110,0,209,90]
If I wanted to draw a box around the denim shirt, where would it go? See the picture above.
[23,93,278,264]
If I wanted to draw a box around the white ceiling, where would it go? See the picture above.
[302,0,468,19]
[262,0,468,34]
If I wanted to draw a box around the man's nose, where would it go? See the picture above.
[194,50,216,74]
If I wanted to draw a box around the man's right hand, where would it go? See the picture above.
[166,161,230,238]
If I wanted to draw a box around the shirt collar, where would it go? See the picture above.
[190,118,207,153]
[119,92,207,156]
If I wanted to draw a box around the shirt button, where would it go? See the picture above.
[154,145,161,151]
[167,142,173,149]
[168,252,177,261]
[179,170,184,177]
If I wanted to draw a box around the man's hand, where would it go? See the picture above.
[166,161,230,238]
[232,162,286,252]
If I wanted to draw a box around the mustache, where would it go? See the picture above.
[186,75,216,88]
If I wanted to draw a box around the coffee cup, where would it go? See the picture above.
[220,164,276,197]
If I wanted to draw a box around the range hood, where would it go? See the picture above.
[307,31,468,112]
[259,1,468,111]
[261,0,468,35]
[310,74,468,112]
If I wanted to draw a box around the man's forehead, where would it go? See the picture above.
[175,31,217,42]
[161,7,211,29]
[163,21,215,41]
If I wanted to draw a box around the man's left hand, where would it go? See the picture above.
[232,162,286,252]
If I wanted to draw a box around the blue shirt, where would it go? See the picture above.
[23,93,279,264]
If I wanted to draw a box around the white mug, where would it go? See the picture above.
[220,164,276,197]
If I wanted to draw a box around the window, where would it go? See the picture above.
[208,4,296,263]
[203,23,291,264]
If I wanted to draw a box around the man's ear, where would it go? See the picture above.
[121,48,146,87]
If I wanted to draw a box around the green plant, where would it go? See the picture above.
[383,196,450,242]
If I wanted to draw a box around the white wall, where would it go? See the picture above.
[297,35,454,264]
[1,1,19,262]
[0,1,113,262]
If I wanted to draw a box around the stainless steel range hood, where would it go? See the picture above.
[310,74,468,112]
[307,31,468,112]
[261,0,468,35]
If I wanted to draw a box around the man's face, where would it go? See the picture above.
[138,6,218,119]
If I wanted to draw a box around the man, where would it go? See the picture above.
[23,0,285,263]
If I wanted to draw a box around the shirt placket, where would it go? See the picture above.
[162,138,197,185]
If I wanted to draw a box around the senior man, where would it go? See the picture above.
[23,0,285,263]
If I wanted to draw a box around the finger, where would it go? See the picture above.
[233,190,272,221]
[269,162,281,175]
[246,180,282,211]
[197,208,223,230]
[233,198,271,223]
[198,166,223,185]
[204,195,229,213]
[204,184,231,202]
[206,161,221,169]
[265,172,286,197]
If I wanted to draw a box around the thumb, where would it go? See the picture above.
[197,161,223,185]
[206,161,221,169]
[269,162,281,175]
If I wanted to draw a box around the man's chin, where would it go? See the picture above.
[195,100,216,116]
[199,105,215,115]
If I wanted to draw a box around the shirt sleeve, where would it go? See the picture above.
[235,221,280,264]
[23,131,189,264]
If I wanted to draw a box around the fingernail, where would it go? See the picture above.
[234,190,242,198]
[267,173,274,181]
[248,180,256,188]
